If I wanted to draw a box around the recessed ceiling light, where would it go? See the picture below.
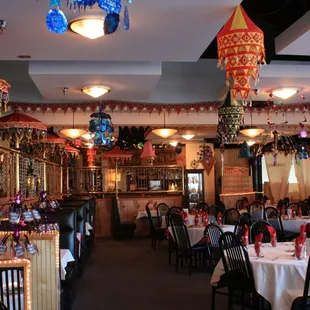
[69,18,105,39]
[272,88,298,100]
[82,85,110,98]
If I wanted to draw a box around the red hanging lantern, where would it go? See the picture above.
[217,6,265,102]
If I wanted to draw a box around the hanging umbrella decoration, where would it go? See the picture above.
[46,0,131,35]
[0,112,47,147]
[217,5,265,105]
[0,79,10,115]
[88,105,115,148]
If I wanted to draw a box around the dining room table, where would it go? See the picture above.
[210,241,309,310]
[269,216,310,233]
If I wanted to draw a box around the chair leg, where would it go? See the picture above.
[211,286,216,310]
[228,288,233,310]
[168,240,172,265]
[175,254,179,273]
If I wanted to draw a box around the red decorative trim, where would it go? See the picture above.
[8,100,310,115]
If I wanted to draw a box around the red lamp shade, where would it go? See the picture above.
[140,141,155,159]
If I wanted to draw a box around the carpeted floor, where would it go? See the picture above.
[72,238,229,310]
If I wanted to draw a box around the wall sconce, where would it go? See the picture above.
[0,152,4,164]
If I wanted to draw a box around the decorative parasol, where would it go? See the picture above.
[217,5,265,103]
[0,112,47,145]
[0,79,10,115]
[103,147,132,165]
[33,130,66,156]
[218,90,244,142]
[65,144,80,157]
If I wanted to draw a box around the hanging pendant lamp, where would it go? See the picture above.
[60,111,87,139]
[152,113,177,139]
[239,113,265,138]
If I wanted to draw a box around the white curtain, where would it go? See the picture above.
[264,153,293,203]
[294,158,310,200]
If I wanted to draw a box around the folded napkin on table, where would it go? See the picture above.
[255,233,263,243]
[281,206,286,216]
[266,225,277,245]
[153,201,157,209]
[298,206,303,217]
[242,225,249,247]
[300,224,306,242]
[217,212,222,225]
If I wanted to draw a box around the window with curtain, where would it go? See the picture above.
[262,155,297,184]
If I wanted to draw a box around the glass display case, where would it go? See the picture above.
[185,169,204,210]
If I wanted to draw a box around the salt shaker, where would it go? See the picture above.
[303,244,307,259]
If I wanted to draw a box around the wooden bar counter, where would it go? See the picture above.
[96,194,182,237]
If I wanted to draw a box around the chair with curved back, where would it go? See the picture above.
[196,202,209,212]
[217,201,226,214]
[223,208,240,225]
[156,203,169,228]
[249,219,273,244]
[146,205,166,250]
[170,214,206,275]
[283,197,290,207]
[234,213,253,238]
[299,201,310,216]
[207,205,220,223]
[218,232,263,310]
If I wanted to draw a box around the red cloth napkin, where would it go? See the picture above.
[242,225,249,247]
[298,206,303,217]
[300,224,306,243]
[255,233,263,243]
[217,213,222,226]
[153,202,157,208]
[292,207,296,219]
[295,236,303,259]
[266,226,277,246]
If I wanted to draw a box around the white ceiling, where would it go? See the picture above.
[1,0,240,61]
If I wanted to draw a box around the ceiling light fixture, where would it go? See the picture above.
[169,141,178,147]
[152,113,178,139]
[82,133,95,140]
[246,141,256,146]
[272,88,298,100]
[69,18,105,39]
[82,86,110,98]
[182,134,195,140]
[239,113,265,138]
[60,112,87,139]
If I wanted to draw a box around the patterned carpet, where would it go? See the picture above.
[72,238,229,310]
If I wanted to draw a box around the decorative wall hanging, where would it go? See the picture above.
[46,0,131,35]
[0,112,47,147]
[88,105,114,148]
[196,144,215,175]
[218,90,244,142]
[217,5,265,104]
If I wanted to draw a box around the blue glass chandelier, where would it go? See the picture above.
[46,0,131,35]
[88,106,114,148]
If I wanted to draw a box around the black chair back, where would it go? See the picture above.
[250,219,273,244]
[204,223,223,270]
[145,205,156,233]
[223,208,240,225]
[165,207,181,227]
[196,202,209,212]
[46,208,77,259]
[170,214,191,253]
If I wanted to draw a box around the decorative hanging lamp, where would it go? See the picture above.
[152,113,178,139]
[65,144,80,157]
[218,90,244,142]
[0,112,47,146]
[60,111,87,139]
[217,5,265,104]
[88,105,114,148]
[140,141,155,165]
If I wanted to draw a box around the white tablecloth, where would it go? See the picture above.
[211,242,308,310]
[269,217,310,233]
[136,210,157,219]
[169,224,235,247]
[85,222,93,236]
[60,249,75,281]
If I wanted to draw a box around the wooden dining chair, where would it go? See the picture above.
[219,232,264,310]
[291,256,310,310]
